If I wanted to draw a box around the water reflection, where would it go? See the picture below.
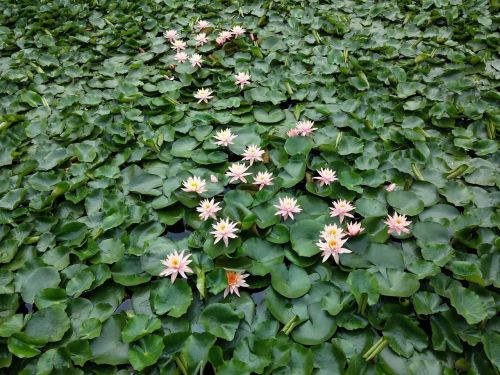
[166,230,191,240]
[251,289,266,305]
[114,298,133,314]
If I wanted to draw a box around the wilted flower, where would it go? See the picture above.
[181,176,207,194]
[195,32,208,46]
[242,145,265,165]
[211,218,238,247]
[316,236,351,264]
[197,20,210,29]
[296,120,317,136]
[171,39,187,52]
[196,198,221,221]
[164,29,178,41]
[386,183,396,192]
[320,224,345,240]
[347,221,364,236]
[213,129,237,146]
[274,197,302,220]
[224,270,249,297]
[210,175,218,183]
[231,25,246,36]
[160,250,193,283]
[189,53,203,67]
[175,51,188,63]
[164,75,175,81]
[234,72,251,89]
[253,171,273,190]
[287,128,300,137]
[313,168,337,186]
[194,88,213,103]
[384,212,411,235]
[226,163,252,183]
[329,199,355,223]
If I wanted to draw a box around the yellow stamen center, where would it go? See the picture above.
[170,258,180,267]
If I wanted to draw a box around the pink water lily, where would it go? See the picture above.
[194,88,213,103]
[234,72,251,89]
[231,25,246,36]
[181,176,207,194]
[313,168,337,186]
[164,29,178,41]
[213,129,237,146]
[195,33,208,46]
[287,128,300,137]
[253,171,273,190]
[226,163,252,183]
[296,120,316,136]
[274,197,302,220]
[197,20,210,30]
[196,198,221,221]
[386,183,397,192]
[174,52,187,63]
[320,224,345,240]
[160,250,193,283]
[316,236,351,264]
[216,31,233,45]
[189,53,203,68]
[171,39,186,52]
[330,199,355,223]
[224,270,249,297]
[384,212,411,235]
[211,218,238,247]
[347,221,364,236]
[210,175,218,183]
[242,145,265,165]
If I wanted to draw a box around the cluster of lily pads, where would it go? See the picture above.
[0,0,498,374]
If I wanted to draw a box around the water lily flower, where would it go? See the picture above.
[211,218,238,247]
[329,199,355,223]
[347,221,364,236]
[213,129,237,146]
[171,39,187,52]
[174,51,188,63]
[386,183,396,192]
[313,168,337,186]
[320,224,345,239]
[181,176,207,194]
[316,236,351,264]
[210,174,218,183]
[226,163,252,183]
[216,31,233,45]
[242,145,265,165]
[253,171,273,190]
[164,29,178,41]
[196,198,221,221]
[160,250,193,283]
[189,53,203,68]
[231,25,246,36]
[164,75,175,81]
[274,197,302,220]
[287,128,300,137]
[234,72,251,89]
[195,32,208,46]
[197,20,210,29]
[194,88,213,103]
[224,270,249,297]
[384,212,411,235]
[296,120,317,136]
